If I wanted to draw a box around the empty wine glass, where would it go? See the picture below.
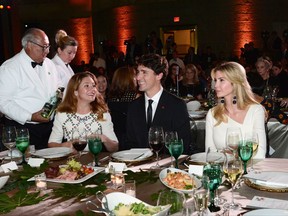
[2,126,16,161]
[226,127,242,157]
[164,131,178,167]
[148,126,164,169]
[16,128,30,164]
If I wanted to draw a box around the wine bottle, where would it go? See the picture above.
[41,87,64,118]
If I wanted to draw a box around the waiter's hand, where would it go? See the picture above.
[31,110,50,122]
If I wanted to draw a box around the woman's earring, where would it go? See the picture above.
[232,96,237,104]
[220,97,225,104]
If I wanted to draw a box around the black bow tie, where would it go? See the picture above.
[31,61,43,68]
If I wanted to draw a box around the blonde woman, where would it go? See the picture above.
[205,62,266,159]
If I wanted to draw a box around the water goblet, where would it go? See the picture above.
[238,137,253,175]
[223,156,243,210]
[245,131,259,171]
[16,128,30,164]
[71,128,87,159]
[148,126,164,169]
[164,131,178,167]
[2,126,16,161]
[170,139,183,169]
[203,163,222,212]
[226,127,242,157]
[88,129,103,166]
[157,189,186,215]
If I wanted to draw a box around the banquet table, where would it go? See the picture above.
[0,151,288,216]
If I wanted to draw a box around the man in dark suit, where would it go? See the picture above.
[126,53,192,154]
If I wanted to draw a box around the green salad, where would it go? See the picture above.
[114,202,162,216]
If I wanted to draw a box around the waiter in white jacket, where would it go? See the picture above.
[0,28,61,150]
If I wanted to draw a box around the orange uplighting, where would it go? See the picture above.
[174,17,180,22]
[113,6,134,53]
[233,1,256,57]
[7,5,11,9]
[0,5,4,9]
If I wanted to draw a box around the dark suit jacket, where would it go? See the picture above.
[126,90,192,154]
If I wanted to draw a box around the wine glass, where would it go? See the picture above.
[2,126,16,161]
[16,128,30,164]
[148,126,164,169]
[203,163,222,212]
[88,128,103,166]
[238,136,253,175]
[223,155,243,210]
[170,139,183,169]
[71,128,87,159]
[164,131,178,168]
[193,187,209,216]
[157,189,186,215]
[245,132,259,171]
[226,127,242,157]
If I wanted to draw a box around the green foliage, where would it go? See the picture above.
[124,169,158,185]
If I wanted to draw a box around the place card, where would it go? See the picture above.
[189,164,204,177]
[28,158,45,167]
[246,196,288,210]
[1,161,18,173]
[108,162,127,172]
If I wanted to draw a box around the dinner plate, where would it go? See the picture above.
[104,192,171,216]
[111,148,153,162]
[159,168,201,194]
[244,209,288,216]
[189,152,233,164]
[31,147,73,159]
[244,171,288,192]
[27,166,105,184]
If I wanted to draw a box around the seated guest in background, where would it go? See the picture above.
[205,62,266,159]
[52,29,78,88]
[0,28,60,149]
[179,63,203,99]
[126,54,192,154]
[96,73,109,102]
[271,60,288,98]
[48,72,118,152]
[164,63,183,95]
[108,66,141,150]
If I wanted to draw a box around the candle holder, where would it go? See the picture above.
[124,180,136,197]
[35,173,47,191]
[111,172,124,189]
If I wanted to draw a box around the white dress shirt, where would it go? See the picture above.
[0,49,60,124]
[145,87,164,122]
[205,104,267,159]
[52,54,74,88]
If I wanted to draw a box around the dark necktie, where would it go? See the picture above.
[31,61,43,68]
[147,99,153,129]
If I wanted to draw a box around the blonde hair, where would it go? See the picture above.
[182,64,200,85]
[211,61,258,125]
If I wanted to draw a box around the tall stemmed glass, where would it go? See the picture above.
[245,132,259,171]
[164,131,178,167]
[226,127,242,157]
[71,128,87,159]
[170,139,183,169]
[88,128,103,166]
[157,190,186,215]
[16,128,30,164]
[203,163,222,212]
[148,126,164,169]
[223,155,243,210]
[238,135,253,175]
[2,126,16,161]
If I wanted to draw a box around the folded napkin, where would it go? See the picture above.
[128,155,188,172]
[246,196,288,210]
[244,171,288,188]
[117,148,152,161]
[186,100,201,111]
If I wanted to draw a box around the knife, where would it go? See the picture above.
[133,153,145,159]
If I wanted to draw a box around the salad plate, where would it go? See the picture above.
[111,148,153,162]
[31,147,73,159]
[104,192,171,216]
[27,166,105,184]
[188,110,207,119]
[159,168,201,194]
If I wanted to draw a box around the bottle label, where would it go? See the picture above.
[41,103,54,118]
